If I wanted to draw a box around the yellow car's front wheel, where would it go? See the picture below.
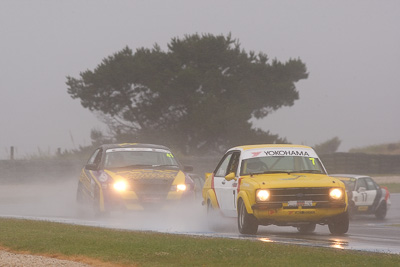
[238,199,258,235]
[328,211,349,234]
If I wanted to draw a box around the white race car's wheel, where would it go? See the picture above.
[237,199,258,235]
[375,201,387,220]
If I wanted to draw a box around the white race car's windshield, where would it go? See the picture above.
[240,156,326,175]
[104,148,178,168]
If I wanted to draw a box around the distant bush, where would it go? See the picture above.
[313,137,341,155]
[349,142,400,155]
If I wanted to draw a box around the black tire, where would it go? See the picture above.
[328,211,349,235]
[75,182,94,218]
[76,182,84,203]
[207,200,216,227]
[375,201,387,220]
[348,201,356,220]
[237,199,258,235]
[93,188,108,217]
[297,223,316,234]
[206,200,222,231]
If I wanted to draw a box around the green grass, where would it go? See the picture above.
[380,183,400,193]
[0,219,399,266]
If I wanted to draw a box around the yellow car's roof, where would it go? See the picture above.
[231,144,312,151]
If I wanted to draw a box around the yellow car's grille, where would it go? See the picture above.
[129,178,173,200]
[268,187,331,203]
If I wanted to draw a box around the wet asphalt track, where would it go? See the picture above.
[0,179,399,254]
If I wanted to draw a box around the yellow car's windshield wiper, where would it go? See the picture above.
[153,164,179,168]
[291,170,323,174]
[122,164,154,168]
[248,171,291,176]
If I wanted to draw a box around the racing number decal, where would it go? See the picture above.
[355,192,368,203]
[309,158,315,165]
[361,192,368,202]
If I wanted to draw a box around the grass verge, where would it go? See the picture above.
[0,218,399,266]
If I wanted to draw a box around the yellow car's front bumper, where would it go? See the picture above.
[252,202,347,224]
[102,189,196,211]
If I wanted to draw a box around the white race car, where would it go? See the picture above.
[330,174,391,219]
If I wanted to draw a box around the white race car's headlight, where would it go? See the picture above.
[329,188,343,200]
[113,180,128,192]
[256,189,270,202]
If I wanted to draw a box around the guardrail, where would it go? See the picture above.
[1,153,399,183]
[320,153,400,174]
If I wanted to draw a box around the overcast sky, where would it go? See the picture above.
[1,0,399,159]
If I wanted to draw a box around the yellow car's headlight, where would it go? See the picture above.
[256,189,270,202]
[171,184,188,192]
[329,188,343,200]
[177,184,187,191]
[113,180,128,192]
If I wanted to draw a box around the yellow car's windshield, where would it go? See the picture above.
[240,156,326,175]
[104,148,179,168]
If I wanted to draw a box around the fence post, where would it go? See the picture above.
[10,146,14,160]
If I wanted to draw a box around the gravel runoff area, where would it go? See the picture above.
[0,175,398,266]
[0,250,92,267]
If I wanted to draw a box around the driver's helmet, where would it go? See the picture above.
[246,158,266,173]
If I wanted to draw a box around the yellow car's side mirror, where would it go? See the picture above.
[225,172,237,181]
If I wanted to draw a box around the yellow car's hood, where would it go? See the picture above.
[105,168,184,182]
[246,173,342,188]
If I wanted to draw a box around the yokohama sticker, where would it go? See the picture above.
[264,150,310,156]
[243,148,318,159]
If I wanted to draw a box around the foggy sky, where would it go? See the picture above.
[1,0,399,159]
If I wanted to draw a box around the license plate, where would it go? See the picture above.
[358,206,368,211]
[288,200,313,207]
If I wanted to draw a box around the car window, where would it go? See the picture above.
[356,178,367,190]
[215,153,233,177]
[227,152,240,175]
[87,149,101,165]
[240,156,325,175]
[104,149,179,168]
[365,178,378,190]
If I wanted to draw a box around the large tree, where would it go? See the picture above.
[67,33,308,154]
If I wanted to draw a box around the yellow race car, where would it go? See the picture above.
[202,144,349,235]
[76,143,195,214]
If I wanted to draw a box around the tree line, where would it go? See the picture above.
[66,33,308,155]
